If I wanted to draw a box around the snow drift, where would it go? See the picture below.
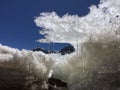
[0,44,54,82]
[34,0,120,89]
[0,0,120,89]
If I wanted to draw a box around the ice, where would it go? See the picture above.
[34,0,120,89]
[34,0,120,48]
[0,0,120,89]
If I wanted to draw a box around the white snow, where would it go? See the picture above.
[0,0,120,89]
[0,44,54,81]
[34,0,120,48]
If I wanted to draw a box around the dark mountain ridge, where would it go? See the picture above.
[31,45,75,55]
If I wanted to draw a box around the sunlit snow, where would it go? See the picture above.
[0,0,120,89]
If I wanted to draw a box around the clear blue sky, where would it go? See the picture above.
[0,0,100,50]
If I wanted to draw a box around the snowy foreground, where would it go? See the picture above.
[0,40,120,90]
[1,0,120,90]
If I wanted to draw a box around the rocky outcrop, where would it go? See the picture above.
[48,78,68,90]
[31,47,49,54]
[59,45,75,55]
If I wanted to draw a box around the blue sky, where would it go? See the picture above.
[0,0,99,50]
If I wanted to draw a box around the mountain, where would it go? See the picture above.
[31,47,49,54]
[59,45,75,55]
[32,45,75,55]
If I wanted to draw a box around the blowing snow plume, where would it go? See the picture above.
[34,0,120,89]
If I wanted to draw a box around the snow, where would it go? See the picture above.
[0,44,54,81]
[34,0,120,48]
[0,0,120,89]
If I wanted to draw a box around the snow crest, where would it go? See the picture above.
[34,0,120,47]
